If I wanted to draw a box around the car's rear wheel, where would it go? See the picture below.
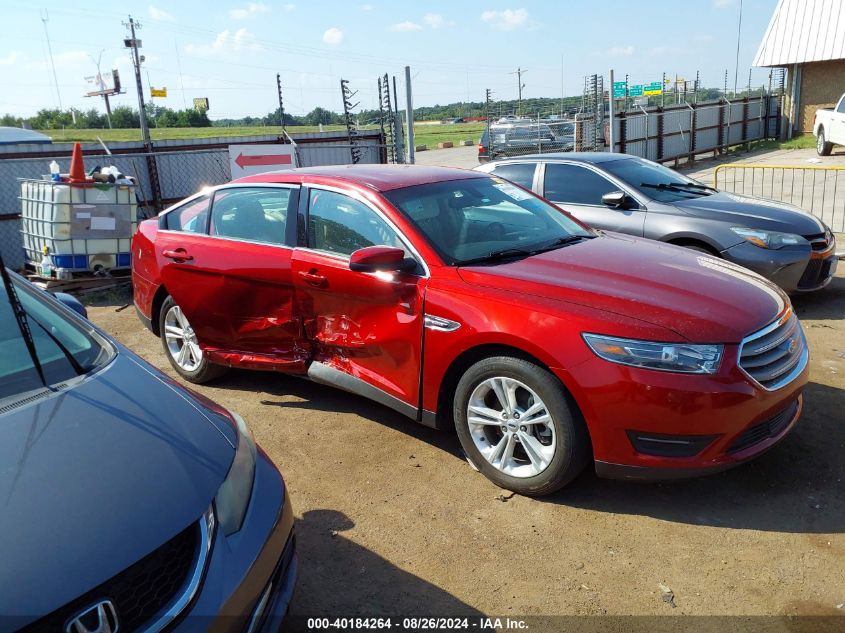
[159,295,226,383]
[817,127,833,156]
[453,356,589,496]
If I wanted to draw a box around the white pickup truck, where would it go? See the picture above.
[813,92,845,156]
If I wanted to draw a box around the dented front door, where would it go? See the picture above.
[292,187,426,408]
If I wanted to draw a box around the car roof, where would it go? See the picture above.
[232,164,487,192]
[505,152,636,164]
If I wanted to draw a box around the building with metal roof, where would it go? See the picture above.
[753,0,845,135]
[0,127,52,145]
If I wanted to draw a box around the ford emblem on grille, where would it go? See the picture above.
[65,600,119,633]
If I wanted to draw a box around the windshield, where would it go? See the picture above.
[601,157,712,202]
[0,275,111,402]
[384,176,593,265]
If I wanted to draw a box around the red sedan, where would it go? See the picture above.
[132,165,808,495]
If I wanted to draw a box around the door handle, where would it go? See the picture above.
[298,270,327,287]
[162,248,193,262]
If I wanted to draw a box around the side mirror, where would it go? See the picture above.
[53,292,88,318]
[349,246,416,273]
[602,191,629,209]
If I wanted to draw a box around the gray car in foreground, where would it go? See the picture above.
[476,153,838,292]
[0,266,296,633]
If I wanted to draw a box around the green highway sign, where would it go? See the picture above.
[643,81,663,96]
[629,84,644,96]
[612,81,627,99]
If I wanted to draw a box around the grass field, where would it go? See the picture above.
[41,122,487,147]
[750,134,817,151]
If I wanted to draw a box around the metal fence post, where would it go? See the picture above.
[608,69,615,153]
[618,110,627,155]
[656,107,664,162]
[404,65,415,164]
[742,96,750,149]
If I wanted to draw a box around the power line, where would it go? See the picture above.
[40,10,62,109]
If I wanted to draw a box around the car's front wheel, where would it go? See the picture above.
[453,356,589,496]
[159,295,227,383]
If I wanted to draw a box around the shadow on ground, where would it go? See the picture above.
[287,510,483,619]
[792,273,845,321]
[546,380,845,534]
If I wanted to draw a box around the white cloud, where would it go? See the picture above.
[283,3,296,10]
[390,21,423,32]
[480,8,528,31]
[185,28,262,57]
[360,3,375,10]
[423,13,445,28]
[229,2,271,19]
[322,27,344,45]
[148,6,175,22]
[713,0,737,7]
[607,45,635,57]
[0,51,21,66]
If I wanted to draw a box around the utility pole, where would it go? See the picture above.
[510,67,526,116]
[276,73,286,133]
[734,0,743,96]
[123,16,151,148]
[40,10,62,110]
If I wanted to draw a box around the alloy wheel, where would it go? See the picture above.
[466,376,556,478]
[163,304,203,372]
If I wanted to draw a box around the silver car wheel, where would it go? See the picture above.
[467,376,556,478]
[163,304,203,372]
[817,132,824,153]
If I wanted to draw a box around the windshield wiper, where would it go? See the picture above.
[640,182,713,196]
[536,234,594,251]
[0,257,48,388]
[28,312,85,376]
[461,247,536,265]
[460,234,593,265]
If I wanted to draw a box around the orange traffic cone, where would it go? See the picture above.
[68,143,87,183]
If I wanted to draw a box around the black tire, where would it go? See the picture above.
[158,295,227,384]
[817,127,833,156]
[453,356,589,496]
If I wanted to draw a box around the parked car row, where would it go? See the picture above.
[479,118,575,162]
[3,151,832,630]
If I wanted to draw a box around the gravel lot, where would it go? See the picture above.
[84,266,845,625]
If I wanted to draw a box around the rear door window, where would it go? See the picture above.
[543,163,618,205]
[210,187,293,246]
[489,163,537,189]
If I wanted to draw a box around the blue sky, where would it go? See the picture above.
[0,0,778,119]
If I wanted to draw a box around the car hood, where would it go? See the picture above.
[672,191,827,235]
[0,351,235,625]
[458,232,788,343]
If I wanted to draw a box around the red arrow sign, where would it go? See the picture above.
[234,152,293,169]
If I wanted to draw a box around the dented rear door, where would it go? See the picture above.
[160,185,309,372]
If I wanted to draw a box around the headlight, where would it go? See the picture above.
[582,333,723,374]
[216,411,257,535]
[731,227,807,249]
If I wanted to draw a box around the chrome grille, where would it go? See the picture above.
[738,310,807,391]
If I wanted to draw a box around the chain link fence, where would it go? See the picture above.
[0,131,386,270]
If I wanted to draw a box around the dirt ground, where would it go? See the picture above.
[85,269,845,624]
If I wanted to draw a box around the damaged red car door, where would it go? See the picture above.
[158,185,309,371]
[292,187,426,414]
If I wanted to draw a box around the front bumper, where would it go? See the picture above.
[173,451,297,632]
[722,240,837,292]
[555,345,809,479]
